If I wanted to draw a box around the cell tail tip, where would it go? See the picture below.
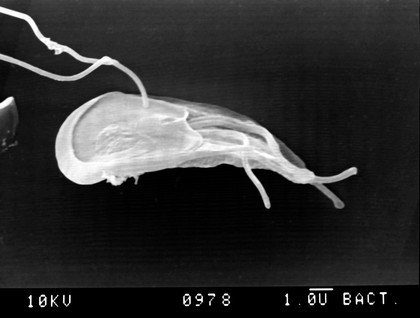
[334,200,345,209]
[349,167,358,175]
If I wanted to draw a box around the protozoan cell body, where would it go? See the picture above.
[55,91,358,209]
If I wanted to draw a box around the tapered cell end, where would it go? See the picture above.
[333,198,345,209]
[347,167,358,177]
[312,183,347,210]
[264,198,271,210]
[0,96,19,153]
[313,166,359,184]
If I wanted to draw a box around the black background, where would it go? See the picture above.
[0,0,417,287]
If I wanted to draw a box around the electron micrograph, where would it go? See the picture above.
[0,1,417,289]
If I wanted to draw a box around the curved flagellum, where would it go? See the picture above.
[0,6,149,108]
[55,91,357,209]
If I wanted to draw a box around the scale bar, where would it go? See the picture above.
[309,288,334,291]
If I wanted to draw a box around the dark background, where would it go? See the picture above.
[0,0,417,287]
